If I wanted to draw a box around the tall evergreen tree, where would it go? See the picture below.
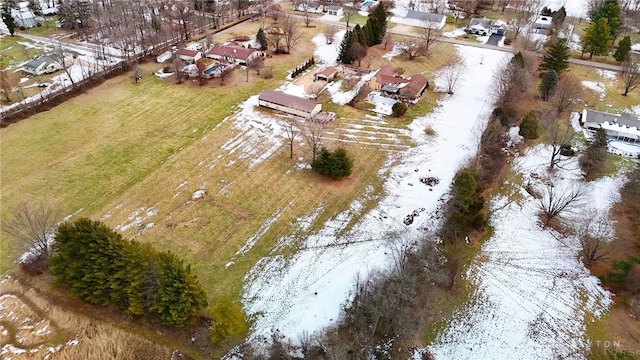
[1,4,15,36]
[151,251,208,327]
[338,29,356,64]
[539,70,558,101]
[370,2,387,44]
[539,38,570,74]
[581,18,612,59]
[256,28,268,50]
[590,0,621,40]
[614,35,631,62]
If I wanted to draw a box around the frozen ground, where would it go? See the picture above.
[242,45,510,342]
[428,144,617,359]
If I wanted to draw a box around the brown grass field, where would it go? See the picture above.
[0,17,456,356]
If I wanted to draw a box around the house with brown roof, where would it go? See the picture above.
[258,91,322,119]
[176,48,202,64]
[369,65,428,100]
[206,43,264,66]
[314,67,339,82]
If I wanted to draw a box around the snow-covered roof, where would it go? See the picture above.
[468,18,491,30]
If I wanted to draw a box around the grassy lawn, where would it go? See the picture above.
[341,13,369,27]
[1,21,458,309]
[570,63,640,113]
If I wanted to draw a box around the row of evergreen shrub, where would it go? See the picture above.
[290,57,315,78]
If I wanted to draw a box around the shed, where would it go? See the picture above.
[314,67,338,82]
[258,90,322,119]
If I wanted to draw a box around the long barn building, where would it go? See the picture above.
[258,91,322,119]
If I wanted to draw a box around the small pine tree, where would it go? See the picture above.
[581,18,612,59]
[451,171,477,213]
[392,102,407,117]
[256,28,268,50]
[539,70,558,101]
[613,35,631,62]
[312,147,354,179]
[209,297,248,344]
[539,39,570,74]
[519,111,539,139]
[594,128,608,147]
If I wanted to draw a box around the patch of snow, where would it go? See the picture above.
[327,71,377,105]
[630,105,640,117]
[191,189,206,200]
[632,43,640,52]
[507,126,523,146]
[312,30,345,65]
[243,45,511,343]
[381,44,403,60]
[582,81,606,99]
[544,0,588,18]
[596,69,617,80]
[442,28,467,38]
[429,143,617,359]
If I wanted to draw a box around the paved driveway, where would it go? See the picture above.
[486,34,503,46]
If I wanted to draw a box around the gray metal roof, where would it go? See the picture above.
[469,18,491,29]
[585,109,640,128]
[405,10,445,24]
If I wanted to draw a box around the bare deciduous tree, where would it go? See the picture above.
[173,57,185,84]
[302,121,325,162]
[247,56,265,77]
[3,202,60,260]
[551,74,582,113]
[509,0,542,40]
[398,40,428,60]
[306,82,325,99]
[574,210,614,265]
[343,4,356,28]
[545,118,575,169]
[324,25,338,44]
[219,66,234,85]
[0,67,13,102]
[382,32,393,50]
[348,42,367,67]
[362,52,376,69]
[620,57,640,96]
[539,180,587,227]
[420,18,442,52]
[302,7,313,27]
[282,14,302,54]
[282,119,299,158]
[442,57,466,94]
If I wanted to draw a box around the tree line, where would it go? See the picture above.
[337,2,387,65]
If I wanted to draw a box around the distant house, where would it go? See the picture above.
[175,48,202,64]
[400,10,446,29]
[582,109,640,143]
[466,18,491,36]
[206,43,264,66]
[295,0,324,13]
[369,65,428,100]
[314,67,338,82]
[11,2,37,28]
[533,15,553,34]
[22,56,63,76]
[258,90,322,119]
[327,5,343,16]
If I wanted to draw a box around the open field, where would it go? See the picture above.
[1,16,456,325]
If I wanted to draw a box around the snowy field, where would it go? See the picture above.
[428,144,617,359]
[242,45,510,342]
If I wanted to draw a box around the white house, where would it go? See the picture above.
[11,2,37,28]
[295,0,324,13]
[533,14,553,33]
[258,90,322,119]
[175,48,202,64]
[582,109,640,143]
[206,43,264,66]
[22,56,63,75]
[466,18,491,36]
[398,10,446,30]
[326,5,343,17]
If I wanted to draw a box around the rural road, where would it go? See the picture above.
[309,13,626,72]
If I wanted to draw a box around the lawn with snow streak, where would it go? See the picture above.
[242,46,510,341]
[428,144,616,359]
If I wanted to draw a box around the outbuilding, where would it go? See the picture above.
[258,91,322,119]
